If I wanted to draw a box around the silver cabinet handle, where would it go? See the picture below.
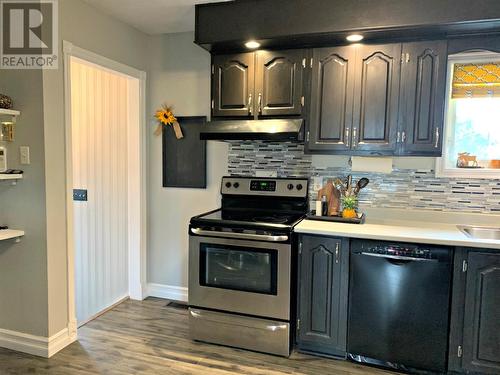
[248,93,253,115]
[345,128,350,148]
[397,131,401,143]
[258,93,262,114]
[402,131,406,143]
[360,252,437,262]
[190,309,202,318]
[191,227,288,242]
[352,127,357,148]
[435,127,440,148]
[190,308,287,332]
[266,324,288,331]
[335,242,340,264]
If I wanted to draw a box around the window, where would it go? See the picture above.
[437,51,500,177]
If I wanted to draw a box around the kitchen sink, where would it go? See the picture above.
[458,225,500,240]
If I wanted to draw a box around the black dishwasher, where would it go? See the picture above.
[348,239,452,373]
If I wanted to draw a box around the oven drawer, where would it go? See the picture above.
[189,308,290,357]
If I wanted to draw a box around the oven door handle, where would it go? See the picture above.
[190,227,289,242]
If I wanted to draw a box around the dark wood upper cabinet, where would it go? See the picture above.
[212,50,306,118]
[462,252,500,374]
[255,50,305,117]
[307,43,401,155]
[399,41,448,156]
[351,44,401,154]
[212,53,255,117]
[296,235,349,358]
[308,46,355,151]
[211,41,450,156]
[307,41,448,156]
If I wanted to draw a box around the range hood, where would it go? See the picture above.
[199,119,304,141]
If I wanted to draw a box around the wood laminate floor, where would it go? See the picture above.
[0,298,397,375]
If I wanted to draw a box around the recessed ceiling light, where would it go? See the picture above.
[245,40,260,49]
[346,34,364,42]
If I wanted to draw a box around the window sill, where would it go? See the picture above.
[435,158,500,178]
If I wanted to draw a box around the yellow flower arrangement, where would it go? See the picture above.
[154,104,184,139]
[155,106,177,126]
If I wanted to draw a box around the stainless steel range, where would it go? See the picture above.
[188,176,309,357]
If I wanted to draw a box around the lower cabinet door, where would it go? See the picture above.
[296,235,348,357]
[462,252,500,374]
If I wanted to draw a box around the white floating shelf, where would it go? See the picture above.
[0,229,24,242]
[0,174,23,181]
[0,108,20,116]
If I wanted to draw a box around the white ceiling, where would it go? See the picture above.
[83,0,229,35]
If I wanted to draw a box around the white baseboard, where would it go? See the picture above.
[0,325,77,358]
[47,327,77,357]
[129,283,147,301]
[147,283,188,302]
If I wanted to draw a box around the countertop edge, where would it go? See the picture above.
[294,220,500,250]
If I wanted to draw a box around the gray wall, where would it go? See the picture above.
[1,3,227,340]
[147,32,228,288]
[0,70,49,337]
[42,0,151,336]
[1,0,152,339]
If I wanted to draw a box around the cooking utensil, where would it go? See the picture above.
[354,178,370,195]
[346,175,353,196]
[333,178,346,194]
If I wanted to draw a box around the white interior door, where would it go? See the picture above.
[70,56,132,325]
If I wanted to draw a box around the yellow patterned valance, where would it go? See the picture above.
[452,62,500,98]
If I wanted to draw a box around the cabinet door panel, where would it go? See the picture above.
[352,44,401,153]
[308,47,355,151]
[212,53,254,117]
[256,50,304,116]
[463,252,500,374]
[297,235,348,357]
[400,41,447,155]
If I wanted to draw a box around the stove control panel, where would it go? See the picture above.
[250,180,276,192]
[221,177,309,198]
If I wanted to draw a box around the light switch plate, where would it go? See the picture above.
[0,146,6,172]
[20,146,30,165]
[73,189,88,201]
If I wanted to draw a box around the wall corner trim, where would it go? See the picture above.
[146,283,188,303]
[0,325,77,358]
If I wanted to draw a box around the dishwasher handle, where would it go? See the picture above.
[360,252,438,262]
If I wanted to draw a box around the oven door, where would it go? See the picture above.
[189,233,291,320]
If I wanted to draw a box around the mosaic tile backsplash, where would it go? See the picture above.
[228,141,500,214]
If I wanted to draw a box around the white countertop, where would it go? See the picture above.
[294,208,500,250]
[0,229,25,241]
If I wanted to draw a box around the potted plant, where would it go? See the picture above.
[341,195,358,219]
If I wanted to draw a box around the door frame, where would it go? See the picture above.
[63,41,147,332]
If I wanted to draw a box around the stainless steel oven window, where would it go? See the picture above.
[199,244,278,295]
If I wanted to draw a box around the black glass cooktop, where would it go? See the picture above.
[194,209,304,227]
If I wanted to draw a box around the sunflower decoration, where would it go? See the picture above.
[154,104,183,139]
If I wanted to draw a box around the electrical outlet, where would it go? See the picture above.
[20,146,30,165]
[255,170,277,178]
[312,176,323,191]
